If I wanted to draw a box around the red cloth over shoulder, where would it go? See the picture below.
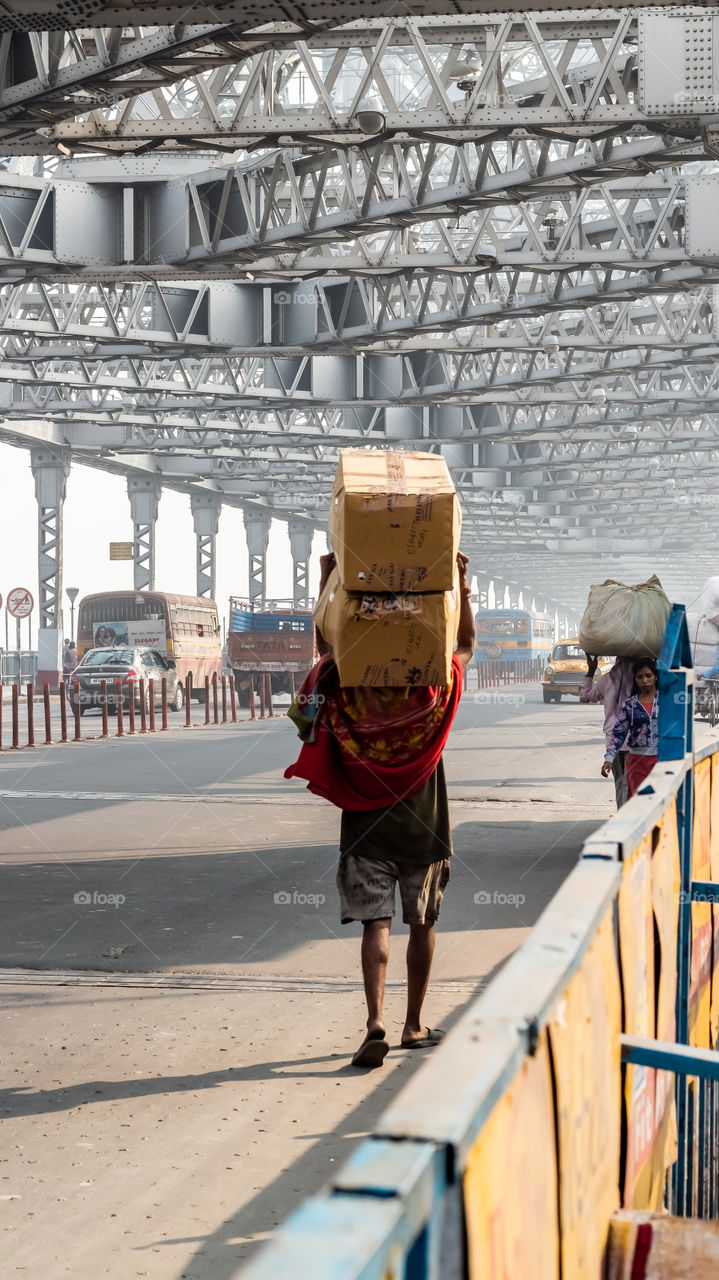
[284,655,463,811]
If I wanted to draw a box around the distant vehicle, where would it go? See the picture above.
[475,608,554,664]
[68,646,184,715]
[228,598,315,704]
[76,591,222,702]
[542,640,612,704]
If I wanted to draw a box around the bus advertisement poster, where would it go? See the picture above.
[94,620,167,650]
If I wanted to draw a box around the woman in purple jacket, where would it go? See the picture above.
[600,659,659,800]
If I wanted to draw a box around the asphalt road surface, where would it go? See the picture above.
[1,682,619,1279]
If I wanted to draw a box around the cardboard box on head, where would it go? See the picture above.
[313,567,461,687]
[329,448,461,593]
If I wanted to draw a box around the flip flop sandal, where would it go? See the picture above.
[351,1031,389,1068]
[402,1028,446,1050]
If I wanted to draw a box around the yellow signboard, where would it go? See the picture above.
[549,911,622,1280]
[109,541,134,561]
[711,754,719,1047]
[619,833,656,1207]
[650,803,680,1191]
[691,757,712,1049]
[464,1031,559,1280]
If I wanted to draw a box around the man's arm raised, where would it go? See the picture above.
[455,552,475,669]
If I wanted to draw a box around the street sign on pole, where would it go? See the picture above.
[7,587,34,619]
[109,542,134,561]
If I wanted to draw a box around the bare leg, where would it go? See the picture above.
[402,921,436,1045]
[361,918,391,1034]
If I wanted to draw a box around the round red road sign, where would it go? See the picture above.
[7,587,34,619]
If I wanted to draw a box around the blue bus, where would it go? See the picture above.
[474,608,554,664]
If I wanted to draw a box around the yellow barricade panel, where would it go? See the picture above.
[464,1030,559,1280]
[691,757,712,1049]
[619,833,656,1207]
[650,802,680,1191]
[619,809,680,1209]
[710,753,719,1047]
[549,911,622,1280]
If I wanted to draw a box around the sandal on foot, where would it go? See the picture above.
[401,1028,445,1050]
[351,1030,389,1068]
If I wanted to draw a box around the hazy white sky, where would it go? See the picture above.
[0,443,326,641]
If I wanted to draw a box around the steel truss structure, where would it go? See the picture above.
[2,13,719,155]
[1,5,719,627]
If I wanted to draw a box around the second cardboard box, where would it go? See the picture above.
[314,567,460,687]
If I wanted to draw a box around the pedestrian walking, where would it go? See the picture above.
[285,551,475,1068]
[601,658,658,800]
[580,654,634,807]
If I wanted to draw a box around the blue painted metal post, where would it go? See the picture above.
[656,604,694,1214]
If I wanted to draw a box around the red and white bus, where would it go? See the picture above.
[77,591,222,701]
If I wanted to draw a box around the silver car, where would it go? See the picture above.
[68,646,184,715]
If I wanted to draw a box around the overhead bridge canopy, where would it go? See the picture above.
[0,1,706,32]
[0,4,715,626]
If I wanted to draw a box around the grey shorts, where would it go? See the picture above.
[336,853,450,926]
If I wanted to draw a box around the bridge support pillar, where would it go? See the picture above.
[31,446,70,691]
[492,580,506,609]
[244,508,271,605]
[288,518,313,607]
[127,474,162,591]
[191,492,221,599]
[474,573,490,609]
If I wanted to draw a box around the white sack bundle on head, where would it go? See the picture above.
[578,576,672,658]
[690,642,717,672]
[686,612,719,649]
[696,577,719,628]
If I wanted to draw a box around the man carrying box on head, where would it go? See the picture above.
[285,547,475,1068]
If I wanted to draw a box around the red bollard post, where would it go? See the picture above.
[266,673,274,718]
[229,674,237,723]
[139,678,147,733]
[258,673,266,719]
[43,683,52,745]
[26,684,34,747]
[148,678,155,731]
[185,673,192,727]
[73,691,81,742]
[101,680,109,737]
[212,673,219,724]
[128,683,136,734]
[59,682,68,743]
[161,677,168,730]
[249,677,256,720]
[115,679,124,736]
[204,676,210,724]
[221,676,227,724]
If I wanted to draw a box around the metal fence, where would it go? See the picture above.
[0,650,37,684]
[236,605,719,1279]
[475,657,544,686]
